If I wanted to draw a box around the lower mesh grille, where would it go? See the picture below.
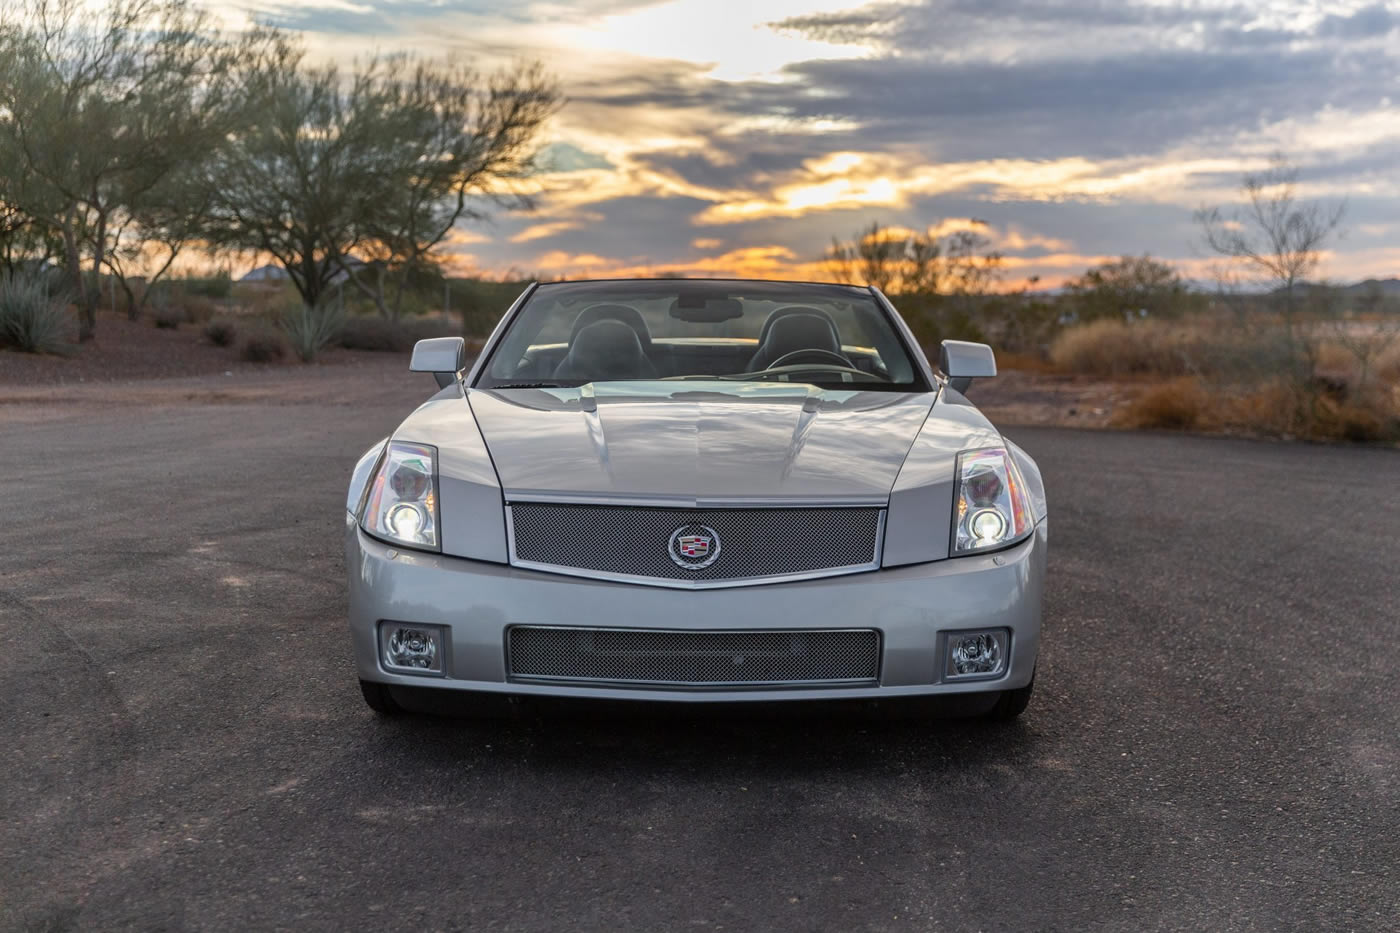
[508,626,881,687]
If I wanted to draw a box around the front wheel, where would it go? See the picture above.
[987,670,1035,721]
[359,679,403,715]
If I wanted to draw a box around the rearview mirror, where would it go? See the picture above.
[669,296,743,323]
[939,339,997,394]
[410,337,466,389]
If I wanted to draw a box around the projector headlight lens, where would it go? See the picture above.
[361,441,440,551]
[952,447,1032,555]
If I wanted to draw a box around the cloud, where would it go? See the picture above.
[533,142,614,173]
[525,244,832,281]
[228,0,1400,284]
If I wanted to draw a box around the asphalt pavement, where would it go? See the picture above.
[2,371,1397,931]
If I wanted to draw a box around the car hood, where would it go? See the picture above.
[466,381,936,503]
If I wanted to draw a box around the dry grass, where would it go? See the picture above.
[1049,319,1200,377]
[1114,377,1208,429]
[1374,342,1400,383]
[995,350,1061,374]
[1116,375,1400,443]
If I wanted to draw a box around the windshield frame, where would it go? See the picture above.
[468,278,935,393]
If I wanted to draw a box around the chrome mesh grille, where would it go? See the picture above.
[507,503,882,583]
[508,627,880,686]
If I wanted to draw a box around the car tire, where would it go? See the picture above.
[987,671,1035,721]
[359,679,403,715]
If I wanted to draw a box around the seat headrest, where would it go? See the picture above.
[757,306,831,346]
[747,310,844,370]
[570,304,652,351]
[553,319,658,381]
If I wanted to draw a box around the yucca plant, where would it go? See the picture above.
[280,297,345,362]
[0,269,73,354]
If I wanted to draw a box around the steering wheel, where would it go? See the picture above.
[768,348,855,370]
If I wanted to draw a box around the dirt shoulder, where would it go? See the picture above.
[962,369,1130,430]
[0,311,420,424]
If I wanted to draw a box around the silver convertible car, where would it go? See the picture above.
[345,279,1047,719]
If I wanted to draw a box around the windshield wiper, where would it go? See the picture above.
[487,381,570,389]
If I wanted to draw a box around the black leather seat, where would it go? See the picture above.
[755,306,828,347]
[746,309,846,371]
[570,304,652,355]
[553,320,659,381]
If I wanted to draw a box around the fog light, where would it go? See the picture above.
[381,623,445,675]
[945,629,1008,679]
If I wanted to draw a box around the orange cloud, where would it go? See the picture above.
[526,245,833,281]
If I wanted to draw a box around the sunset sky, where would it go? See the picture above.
[219,0,1399,287]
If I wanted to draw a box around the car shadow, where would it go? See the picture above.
[357,690,1042,779]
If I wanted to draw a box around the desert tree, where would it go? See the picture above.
[940,227,1004,297]
[1066,255,1197,321]
[826,220,1005,346]
[1197,155,1355,427]
[0,0,269,340]
[825,220,1002,296]
[204,50,560,317]
[0,196,63,276]
[103,165,214,319]
[340,59,560,320]
[1196,154,1345,311]
[825,221,914,293]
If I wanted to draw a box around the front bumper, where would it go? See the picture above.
[345,515,1046,703]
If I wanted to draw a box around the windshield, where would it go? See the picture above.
[476,280,927,391]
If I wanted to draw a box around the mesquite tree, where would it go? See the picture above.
[204,51,560,317]
[0,0,267,340]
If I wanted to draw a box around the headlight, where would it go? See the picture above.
[360,441,440,551]
[951,447,1032,555]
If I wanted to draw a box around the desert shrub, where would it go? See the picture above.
[400,314,460,341]
[339,315,413,352]
[1049,319,1197,377]
[240,331,286,362]
[180,294,219,324]
[280,300,344,362]
[0,270,72,354]
[204,317,239,347]
[1378,343,1400,384]
[152,304,184,329]
[995,351,1061,374]
[1115,377,1208,430]
[1307,389,1400,443]
[180,272,233,299]
[1064,255,1202,322]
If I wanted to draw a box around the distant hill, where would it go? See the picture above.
[1338,278,1400,296]
[1274,278,1400,297]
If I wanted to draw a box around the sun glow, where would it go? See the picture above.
[549,0,872,82]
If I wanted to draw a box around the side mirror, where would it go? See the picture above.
[939,339,997,394]
[410,337,466,389]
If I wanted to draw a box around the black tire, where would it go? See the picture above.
[987,671,1035,721]
[359,679,403,715]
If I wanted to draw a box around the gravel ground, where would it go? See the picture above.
[1,364,1397,931]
